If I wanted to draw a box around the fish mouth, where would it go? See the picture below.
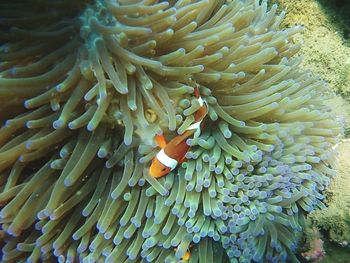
[150,172,162,178]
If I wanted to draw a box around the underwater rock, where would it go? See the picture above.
[308,139,350,247]
[272,0,350,100]
[274,0,350,257]
[301,226,325,262]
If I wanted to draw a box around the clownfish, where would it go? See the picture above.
[149,87,207,178]
[174,245,192,261]
[182,250,191,261]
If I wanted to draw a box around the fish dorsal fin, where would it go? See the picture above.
[155,134,167,149]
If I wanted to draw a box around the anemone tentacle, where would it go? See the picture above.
[0,0,341,262]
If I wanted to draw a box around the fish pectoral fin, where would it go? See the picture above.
[155,134,167,149]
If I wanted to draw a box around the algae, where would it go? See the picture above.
[318,240,350,263]
[272,0,350,100]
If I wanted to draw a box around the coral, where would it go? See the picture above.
[271,0,350,101]
[311,206,350,246]
[301,226,325,262]
[271,0,350,257]
[0,0,341,262]
[307,140,350,247]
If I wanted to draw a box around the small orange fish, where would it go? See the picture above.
[182,249,191,261]
[174,244,193,261]
[149,87,207,178]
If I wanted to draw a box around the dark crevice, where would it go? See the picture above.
[334,0,349,8]
[317,0,350,42]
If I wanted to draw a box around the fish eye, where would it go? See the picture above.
[162,168,166,171]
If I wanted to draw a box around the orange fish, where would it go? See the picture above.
[149,87,207,178]
[174,246,192,261]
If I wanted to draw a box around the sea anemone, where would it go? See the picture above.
[0,0,341,262]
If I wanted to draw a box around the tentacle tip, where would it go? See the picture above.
[105,161,112,168]
[99,92,108,101]
[25,121,33,129]
[81,210,89,217]
[4,119,12,127]
[77,246,86,254]
[169,125,177,132]
[55,84,63,92]
[224,131,232,138]
[124,138,132,146]
[39,209,50,219]
[23,100,31,109]
[53,119,64,129]
[97,150,107,158]
[88,244,96,251]
[72,234,79,241]
[64,178,73,187]
[238,71,246,78]
[53,249,60,257]
[144,27,153,34]
[184,174,192,181]
[25,141,33,149]
[84,94,92,101]
[49,213,58,221]
[35,240,42,247]
[6,226,21,237]
[59,151,67,159]
[120,87,128,95]
[87,122,95,131]
[68,122,76,130]
[119,220,127,227]
[110,192,117,200]
[128,255,136,260]
[138,178,145,186]
[128,104,137,111]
